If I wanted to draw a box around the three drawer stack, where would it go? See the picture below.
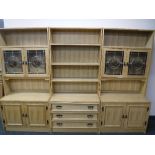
[50,94,100,132]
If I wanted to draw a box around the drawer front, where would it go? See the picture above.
[53,122,97,128]
[52,104,98,111]
[53,113,97,120]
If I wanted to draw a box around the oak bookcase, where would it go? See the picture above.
[0,27,154,133]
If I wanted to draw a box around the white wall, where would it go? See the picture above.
[3,19,155,115]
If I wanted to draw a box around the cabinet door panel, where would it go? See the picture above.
[2,104,24,127]
[3,50,24,75]
[26,104,47,127]
[102,105,125,128]
[128,51,147,76]
[27,50,46,74]
[125,105,148,128]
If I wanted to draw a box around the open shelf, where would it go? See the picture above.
[0,28,48,46]
[52,62,100,66]
[50,93,100,102]
[52,78,99,82]
[52,46,99,63]
[51,43,101,47]
[100,93,149,103]
[0,92,50,102]
[104,29,154,48]
[50,29,101,45]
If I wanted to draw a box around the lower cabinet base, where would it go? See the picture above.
[5,127,50,132]
[101,128,146,133]
[52,128,99,133]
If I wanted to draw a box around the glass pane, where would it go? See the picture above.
[105,51,124,75]
[4,50,23,74]
[27,50,46,74]
[128,52,147,75]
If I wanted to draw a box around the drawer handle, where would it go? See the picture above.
[57,122,63,126]
[56,105,62,109]
[56,114,63,118]
[87,114,94,118]
[88,106,94,110]
[87,123,93,126]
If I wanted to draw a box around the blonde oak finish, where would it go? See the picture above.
[101,94,150,132]
[0,27,154,133]
[1,102,50,131]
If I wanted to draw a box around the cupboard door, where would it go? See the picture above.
[102,105,125,128]
[128,51,148,76]
[125,105,149,129]
[26,104,48,127]
[26,49,46,74]
[2,104,24,127]
[103,49,126,77]
[3,50,24,75]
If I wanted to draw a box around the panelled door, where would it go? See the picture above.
[102,49,127,77]
[101,104,125,129]
[24,48,49,77]
[25,104,48,128]
[2,48,25,77]
[1,103,24,127]
[126,50,151,78]
[124,104,149,129]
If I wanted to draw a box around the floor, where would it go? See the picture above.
[0,116,155,135]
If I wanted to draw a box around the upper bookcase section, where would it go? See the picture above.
[50,28,102,45]
[0,28,48,47]
[104,29,154,49]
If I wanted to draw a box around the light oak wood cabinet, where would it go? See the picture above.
[101,94,150,132]
[1,102,49,131]
[0,27,154,133]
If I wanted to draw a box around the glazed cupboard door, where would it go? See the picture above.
[1,104,24,127]
[2,48,25,77]
[101,104,125,129]
[124,104,149,129]
[25,104,49,128]
[25,48,49,77]
[102,49,127,77]
[126,50,151,78]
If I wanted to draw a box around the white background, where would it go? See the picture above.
[3,19,155,115]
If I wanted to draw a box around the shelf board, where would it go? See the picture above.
[1,45,48,48]
[0,92,50,102]
[50,93,100,102]
[52,62,100,66]
[52,78,99,82]
[103,46,152,50]
[51,43,101,47]
[101,77,146,81]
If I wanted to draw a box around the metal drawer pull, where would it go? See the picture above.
[87,123,93,126]
[88,106,94,110]
[56,105,62,109]
[57,122,63,126]
[56,114,63,118]
[87,114,94,118]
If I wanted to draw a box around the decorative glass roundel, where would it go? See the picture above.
[107,56,121,70]
[130,57,145,71]
[8,56,19,68]
[31,56,43,68]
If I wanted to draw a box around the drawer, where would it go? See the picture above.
[52,104,98,111]
[53,122,97,128]
[53,113,97,120]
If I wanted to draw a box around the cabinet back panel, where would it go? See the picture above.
[53,82,97,93]
[52,46,99,63]
[2,30,47,46]
[104,30,153,47]
[52,30,100,44]
[101,80,142,93]
[53,66,98,78]
[9,79,49,93]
